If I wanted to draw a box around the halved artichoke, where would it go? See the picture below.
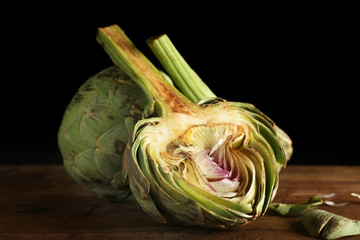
[126,99,289,227]
[97,25,293,228]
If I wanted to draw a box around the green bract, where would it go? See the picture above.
[302,209,360,240]
[96,25,293,228]
[58,66,148,201]
[269,197,323,217]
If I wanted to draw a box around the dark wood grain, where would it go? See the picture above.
[1,165,359,240]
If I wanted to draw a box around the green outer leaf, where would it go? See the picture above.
[257,122,287,167]
[274,125,293,161]
[172,172,244,226]
[232,108,278,212]
[247,135,277,213]
[139,144,207,226]
[74,146,107,182]
[302,209,360,240]
[155,167,226,228]
[128,124,166,223]
[232,102,276,130]
[229,102,287,167]
[269,197,323,217]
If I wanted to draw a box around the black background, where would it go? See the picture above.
[1,9,358,166]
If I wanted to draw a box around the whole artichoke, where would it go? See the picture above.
[97,25,293,228]
[58,66,148,201]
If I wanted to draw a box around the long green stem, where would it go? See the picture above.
[97,25,196,116]
[147,35,216,103]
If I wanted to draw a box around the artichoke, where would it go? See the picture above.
[96,25,293,228]
[58,66,148,201]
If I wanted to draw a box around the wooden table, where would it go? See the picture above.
[1,165,359,240]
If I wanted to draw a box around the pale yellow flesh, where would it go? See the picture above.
[143,104,262,206]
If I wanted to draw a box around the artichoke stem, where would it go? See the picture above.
[147,34,216,103]
[97,25,198,116]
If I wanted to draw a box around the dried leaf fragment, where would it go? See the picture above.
[351,193,360,199]
[313,193,338,199]
[324,201,348,207]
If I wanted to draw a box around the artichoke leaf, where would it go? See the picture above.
[144,145,207,225]
[173,171,254,218]
[72,149,109,185]
[128,129,167,223]
[269,197,323,217]
[302,209,360,240]
[173,172,245,223]
[257,122,287,167]
[246,128,278,211]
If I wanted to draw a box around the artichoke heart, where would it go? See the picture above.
[170,123,255,201]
